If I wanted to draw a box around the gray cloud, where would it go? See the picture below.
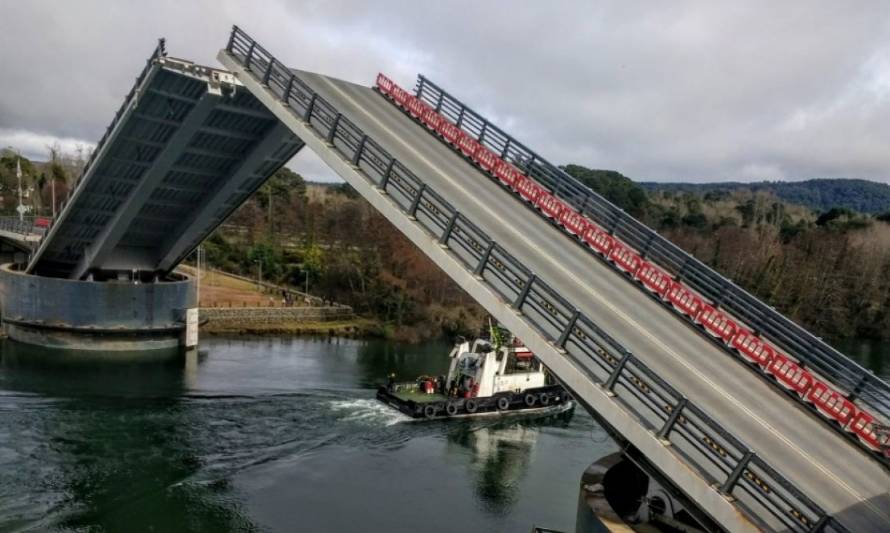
[0,1,888,183]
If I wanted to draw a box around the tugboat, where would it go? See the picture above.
[377,323,573,420]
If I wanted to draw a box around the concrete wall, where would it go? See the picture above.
[200,306,353,327]
[0,264,196,351]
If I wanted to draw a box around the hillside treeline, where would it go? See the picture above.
[641,178,890,215]
[564,165,890,342]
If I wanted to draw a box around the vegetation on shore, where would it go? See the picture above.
[201,317,380,337]
[640,178,890,215]
[204,168,485,342]
[564,165,890,342]
[0,147,79,216]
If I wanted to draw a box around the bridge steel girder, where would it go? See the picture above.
[69,91,220,280]
[28,47,304,279]
[218,50,760,533]
[26,60,166,277]
[156,121,301,272]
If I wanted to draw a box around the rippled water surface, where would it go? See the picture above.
[0,337,611,532]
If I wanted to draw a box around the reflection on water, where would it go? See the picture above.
[0,336,608,532]
[448,409,575,515]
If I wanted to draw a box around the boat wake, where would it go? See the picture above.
[328,398,411,426]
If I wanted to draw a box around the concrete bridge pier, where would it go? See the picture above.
[0,264,198,354]
[576,450,714,533]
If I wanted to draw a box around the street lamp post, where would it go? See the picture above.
[15,155,24,222]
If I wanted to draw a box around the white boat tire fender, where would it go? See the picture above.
[539,393,550,406]
[445,402,459,416]
[424,404,437,419]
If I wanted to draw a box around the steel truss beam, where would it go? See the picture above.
[156,122,300,272]
[70,91,219,279]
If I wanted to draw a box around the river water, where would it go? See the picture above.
[0,336,612,533]
[3,336,887,533]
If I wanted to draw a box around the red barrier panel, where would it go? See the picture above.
[438,120,463,144]
[698,305,738,343]
[807,381,857,426]
[667,284,705,318]
[457,134,480,158]
[406,95,426,118]
[391,85,411,106]
[637,262,673,297]
[476,146,499,172]
[515,176,544,204]
[609,243,642,274]
[376,73,394,94]
[731,329,775,368]
[582,225,614,256]
[494,161,521,187]
[768,354,814,396]
[421,107,442,131]
[560,210,590,237]
[849,411,889,453]
[538,193,566,220]
[34,217,51,229]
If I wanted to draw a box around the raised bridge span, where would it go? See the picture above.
[26,40,303,280]
[26,27,890,531]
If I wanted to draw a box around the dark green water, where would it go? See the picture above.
[0,337,611,532]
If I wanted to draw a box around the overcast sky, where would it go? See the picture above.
[1,1,888,183]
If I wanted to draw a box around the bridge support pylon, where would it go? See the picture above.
[575,450,720,533]
[0,264,198,355]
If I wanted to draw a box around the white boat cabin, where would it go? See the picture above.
[445,337,547,398]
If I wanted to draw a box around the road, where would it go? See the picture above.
[291,68,890,530]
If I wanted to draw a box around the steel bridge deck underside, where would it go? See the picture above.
[28,56,303,279]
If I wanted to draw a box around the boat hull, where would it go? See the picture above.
[376,384,570,420]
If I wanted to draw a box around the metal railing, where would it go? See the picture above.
[226,25,848,532]
[413,75,890,419]
[0,217,43,237]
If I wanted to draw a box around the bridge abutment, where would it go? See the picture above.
[575,452,710,533]
[0,264,197,354]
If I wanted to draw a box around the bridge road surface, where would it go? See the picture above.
[288,68,890,530]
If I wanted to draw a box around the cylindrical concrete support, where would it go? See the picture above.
[0,264,196,353]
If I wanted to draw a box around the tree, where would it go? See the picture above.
[561,164,650,217]
[246,242,284,281]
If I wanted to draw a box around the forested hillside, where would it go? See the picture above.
[641,179,890,214]
[564,166,890,342]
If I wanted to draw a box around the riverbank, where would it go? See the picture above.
[179,265,380,338]
[200,312,379,337]
[198,313,453,342]
[188,265,482,342]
